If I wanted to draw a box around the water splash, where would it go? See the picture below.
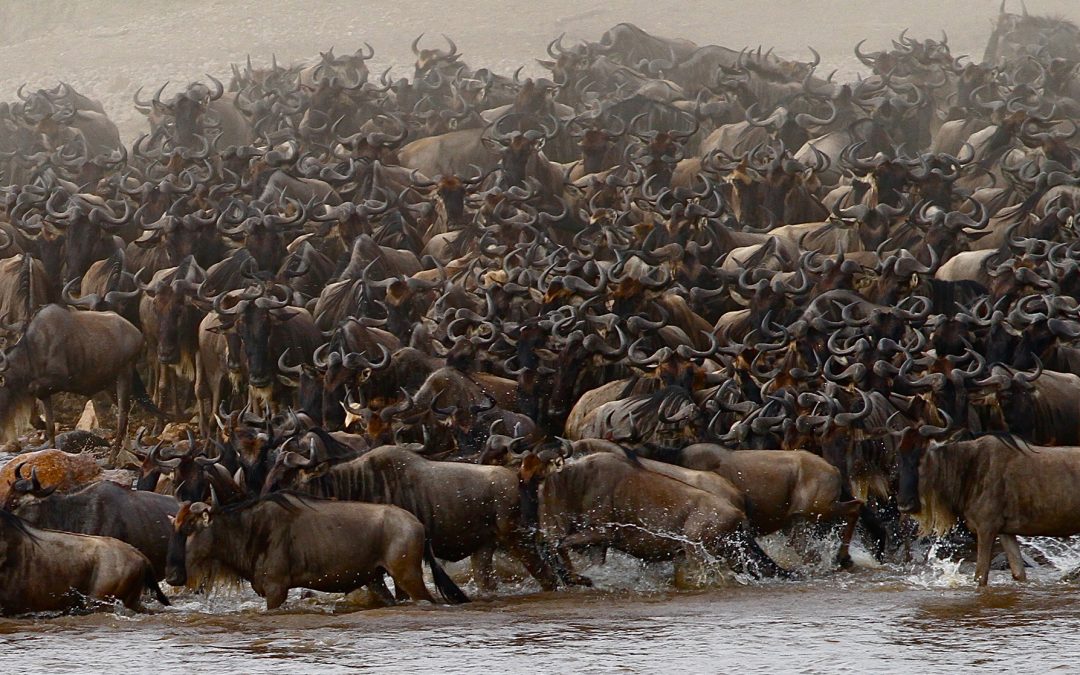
[1020,536,1080,582]
[900,539,969,589]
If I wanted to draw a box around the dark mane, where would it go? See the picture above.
[212,490,316,516]
[953,431,1032,454]
[642,442,686,464]
[977,431,1031,453]
[308,427,364,464]
[0,508,38,542]
[617,443,643,467]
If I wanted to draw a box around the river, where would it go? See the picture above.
[4,539,1080,673]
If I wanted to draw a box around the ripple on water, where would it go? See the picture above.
[3,539,1080,673]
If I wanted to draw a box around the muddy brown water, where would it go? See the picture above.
[4,542,1080,673]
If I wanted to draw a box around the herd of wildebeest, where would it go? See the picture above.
[2,3,1080,615]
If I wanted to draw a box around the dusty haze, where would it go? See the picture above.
[2,0,1078,140]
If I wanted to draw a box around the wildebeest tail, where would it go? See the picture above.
[131,367,175,420]
[145,566,171,606]
[424,540,469,604]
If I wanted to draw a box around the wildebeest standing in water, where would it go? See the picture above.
[6,463,178,579]
[536,451,789,586]
[898,431,1080,586]
[166,491,469,610]
[0,509,169,614]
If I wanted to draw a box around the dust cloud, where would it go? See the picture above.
[2,0,1076,140]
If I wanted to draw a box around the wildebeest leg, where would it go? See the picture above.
[1000,534,1027,582]
[553,529,615,587]
[673,551,697,589]
[730,524,792,579]
[149,360,160,406]
[858,505,888,561]
[368,574,397,606]
[159,367,172,417]
[507,530,561,590]
[114,371,132,464]
[42,395,56,449]
[835,500,862,569]
[91,392,113,429]
[169,369,184,417]
[389,569,437,604]
[470,545,497,592]
[263,583,289,610]
[195,353,210,438]
[975,530,996,587]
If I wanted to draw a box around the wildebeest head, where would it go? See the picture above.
[143,257,208,366]
[136,207,220,267]
[33,190,131,285]
[212,284,300,389]
[567,113,625,175]
[165,500,210,587]
[487,115,559,189]
[412,33,462,79]
[135,77,225,147]
[516,437,574,491]
[260,430,363,495]
[165,461,248,587]
[301,76,366,140]
[138,428,218,502]
[4,463,57,512]
[216,407,280,491]
[217,198,308,274]
[433,175,475,226]
[537,34,594,86]
[892,399,951,514]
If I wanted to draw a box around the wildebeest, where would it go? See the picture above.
[0,508,169,614]
[0,449,101,507]
[537,450,788,586]
[262,443,559,590]
[165,493,468,609]
[6,464,178,578]
[637,442,863,566]
[898,433,1080,586]
[0,304,155,455]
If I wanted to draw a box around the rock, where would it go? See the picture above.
[0,449,102,505]
[990,551,1037,571]
[76,401,98,431]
